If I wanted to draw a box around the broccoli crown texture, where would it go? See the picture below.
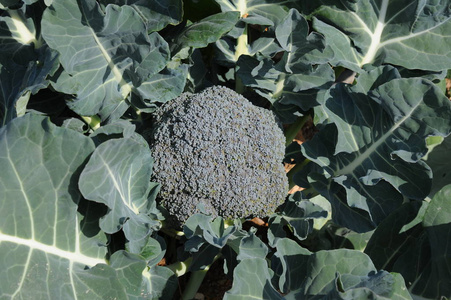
[149,86,288,226]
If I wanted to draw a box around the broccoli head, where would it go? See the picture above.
[149,86,288,227]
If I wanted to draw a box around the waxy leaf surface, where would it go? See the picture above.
[300,78,451,231]
[312,0,451,71]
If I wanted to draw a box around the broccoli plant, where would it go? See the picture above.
[149,86,288,227]
[1,0,451,300]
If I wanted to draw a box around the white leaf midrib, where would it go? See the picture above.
[0,231,105,267]
[356,0,450,66]
[359,0,388,65]
[98,154,139,214]
[89,27,132,98]
[336,95,423,176]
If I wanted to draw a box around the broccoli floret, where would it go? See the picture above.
[149,86,288,227]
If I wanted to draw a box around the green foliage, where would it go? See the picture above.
[1,0,450,299]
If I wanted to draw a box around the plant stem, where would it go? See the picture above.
[287,158,310,189]
[81,115,101,130]
[166,257,193,277]
[159,226,185,239]
[181,269,208,300]
[181,254,222,300]
[234,23,249,94]
[285,114,310,146]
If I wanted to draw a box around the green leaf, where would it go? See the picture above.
[224,258,284,300]
[89,119,137,145]
[214,0,291,24]
[366,185,451,299]
[184,214,239,249]
[0,47,59,126]
[134,66,188,110]
[275,9,330,72]
[99,0,183,32]
[0,114,110,297]
[413,184,451,298]
[145,265,177,299]
[236,55,333,108]
[268,193,328,246]
[365,201,427,271]
[108,250,177,299]
[423,134,451,198]
[0,0,20,7]
[79,136,159,241]
[271,238,311,294]
[300,78,451,231]
[312,0,451,71]
[172,11,240,54]
[41,0,175,120]
[127,32,171,87]
[353,65,402,94]
[294,249,412,299]
[236,230,268,261]
[0,8,60,126]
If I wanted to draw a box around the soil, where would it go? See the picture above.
[195,258,233,300]
[446,78,451,100]
[169,253,233,300]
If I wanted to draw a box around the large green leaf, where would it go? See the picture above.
[133,66,188,111]
[0,114,104,297]
[236,230,268,261]
[299,78,451,231]
[236,55,333,108]
[0,114,175,298]
[184,214,241,250]
[225,247,411,299]
[294,249,412,299]
[366,185,451,299]
[79,136,160,243]
[41,0,175,120]
[312,0,451,71]
[99,0,183,32]
[179,11,239,48]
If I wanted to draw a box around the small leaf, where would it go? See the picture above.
[271,238,310,294]
[268,193,328,246]
[79,136,159,242]
[173,11,239,54]
[224,258,284,300]
[236,230,268,261]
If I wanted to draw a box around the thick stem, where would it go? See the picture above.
[285,114,310,146]
[181,269,209,300]
[287,158,310,190]
[81,115,101,130]
[181,254,222,300]
[234,24,249,94]
[166,257,193,277]
[159,226,185,239]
